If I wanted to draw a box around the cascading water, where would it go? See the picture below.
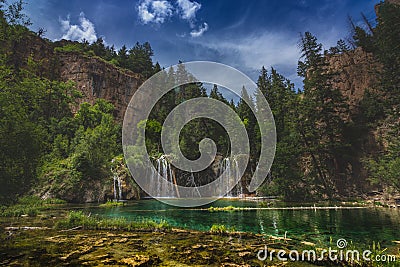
[111,159,123,201]
[152,155,176,198]
[150,155,244,198]
[117,175,123,200]
[219,157,244,198]
[113,172,117,200]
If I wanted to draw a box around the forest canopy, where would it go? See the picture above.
[0,0,399,204]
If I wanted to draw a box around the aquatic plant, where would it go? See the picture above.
[55,211,171,231]
[99,200,125,208]
[209,224,235,234]
[0,196,66,217]
[207,206,238,212]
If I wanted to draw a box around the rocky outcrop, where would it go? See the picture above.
[326,47,380,113]
[57,52,143,119]
[13,34,143,120]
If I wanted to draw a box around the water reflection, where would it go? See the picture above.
[86,199,400,246]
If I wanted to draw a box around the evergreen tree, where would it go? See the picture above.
[297,32,349,197]
[128,42,154,78]
[237,86,257,158]
[117,45,129,69]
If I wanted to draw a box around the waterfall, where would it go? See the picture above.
[219,157,243,198]
[111,159,123,201]
[150,155,244,198]
[153,155,176,198]
[234,159,243,197]
[113,172,117,200]
[117,175,123,200]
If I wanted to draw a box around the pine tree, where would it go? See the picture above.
[237,86,257,158]
[117,45,129,69]
[297,32,349,197]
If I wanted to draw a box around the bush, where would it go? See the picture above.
[99,200,124,208]
[54,43,85,53]
[0,205,38,217]
[210,224,235,234]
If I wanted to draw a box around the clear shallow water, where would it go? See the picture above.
[84,199,400,247]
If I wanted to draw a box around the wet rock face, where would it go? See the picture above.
[57,52,143,119]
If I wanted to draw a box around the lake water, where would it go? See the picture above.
[84,199,400,248]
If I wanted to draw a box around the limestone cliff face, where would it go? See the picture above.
[57,52,142,119]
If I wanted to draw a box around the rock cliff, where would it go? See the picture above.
[326,47,380,113]
[57,52,142,119]
[14,35,143,120]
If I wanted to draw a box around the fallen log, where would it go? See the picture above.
[4,226,50,230]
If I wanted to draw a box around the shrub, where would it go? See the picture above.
[54,43,85,53]
[99,200,124,208]
[210,224,235,234]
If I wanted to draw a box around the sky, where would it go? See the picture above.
[24,0,381,89]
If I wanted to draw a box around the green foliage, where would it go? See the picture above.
[255,67,305,200]
[364,126,400,192]
[54,43,86,53]
[1,0,400,204]
[99,200,125,208]
[0,196,65,217]
[209,224,236,234]
[53,38,156,78]
[3,0,30,26]
[297,31,350,197]
[352,2,400,109]
[0,60,81,203]
[37,99,122,201]
[207,206,236,212]
[55,211,171,231]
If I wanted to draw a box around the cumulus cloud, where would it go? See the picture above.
[176,0,201,21]
[136,0,208,37]
[190,22,208,37]
[60,12,97,43]
[137,0,173,24]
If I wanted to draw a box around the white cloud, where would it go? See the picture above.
[176,0,201,21]
[60,12,97,43]
[190,22,208,37]
[190,29,343,88]
[138,0,173,24]
[136,0,208,36]
[197,32,299,72]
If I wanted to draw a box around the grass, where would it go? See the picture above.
[0,196,66,217]
[99,200,125,208]
[209,224,236,234]
[55,211,171,231]
[208,206,239,212]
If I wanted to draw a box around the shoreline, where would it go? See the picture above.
[1,198,399,266]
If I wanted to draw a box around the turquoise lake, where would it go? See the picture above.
[83,199,400,248]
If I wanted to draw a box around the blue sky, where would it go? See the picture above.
[24,0,380,89]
